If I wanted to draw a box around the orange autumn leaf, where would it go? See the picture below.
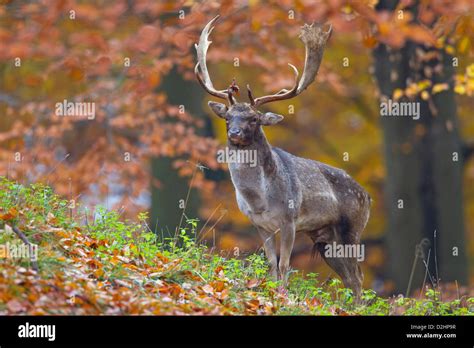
[0,207,18,221]
[246,279,259,289]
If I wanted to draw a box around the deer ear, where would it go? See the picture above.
[260,112,284,126]
[208,101,228,119]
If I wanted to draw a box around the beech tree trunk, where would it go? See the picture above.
[150,67,203,239]
[373,0,468,294]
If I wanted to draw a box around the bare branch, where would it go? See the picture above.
[11,225,39,272]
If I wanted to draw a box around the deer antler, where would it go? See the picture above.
[248,22,332,107]
[195,15,235,105]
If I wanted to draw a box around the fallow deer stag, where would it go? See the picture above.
[195,15,371,297]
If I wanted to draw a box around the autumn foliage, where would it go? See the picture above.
[1,0,473,209]
[1,0,474,303]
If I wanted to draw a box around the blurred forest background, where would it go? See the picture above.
[1,0,474,296]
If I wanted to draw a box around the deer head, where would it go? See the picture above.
[195,15,331,146]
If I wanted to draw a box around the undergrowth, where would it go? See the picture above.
[0,178,472,315]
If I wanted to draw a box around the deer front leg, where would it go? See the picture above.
[258,228,278,280]
[279,221,295,287]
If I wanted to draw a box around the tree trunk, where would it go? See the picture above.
[373,0,468,294]
[150,66,204,239]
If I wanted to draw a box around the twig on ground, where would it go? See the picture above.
[11,225,39,272]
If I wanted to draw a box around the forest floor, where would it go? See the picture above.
[0,178,472,315]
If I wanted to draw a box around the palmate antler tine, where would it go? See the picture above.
[250,64,299,106]
[194,15,235,103]
[296,23,332,94]
[249,22,331,107]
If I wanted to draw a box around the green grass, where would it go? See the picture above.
[0,177,472,315]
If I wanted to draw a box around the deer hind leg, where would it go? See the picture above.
[316,242,363,299]
[315,226,364,300]
[257,228,278,280]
